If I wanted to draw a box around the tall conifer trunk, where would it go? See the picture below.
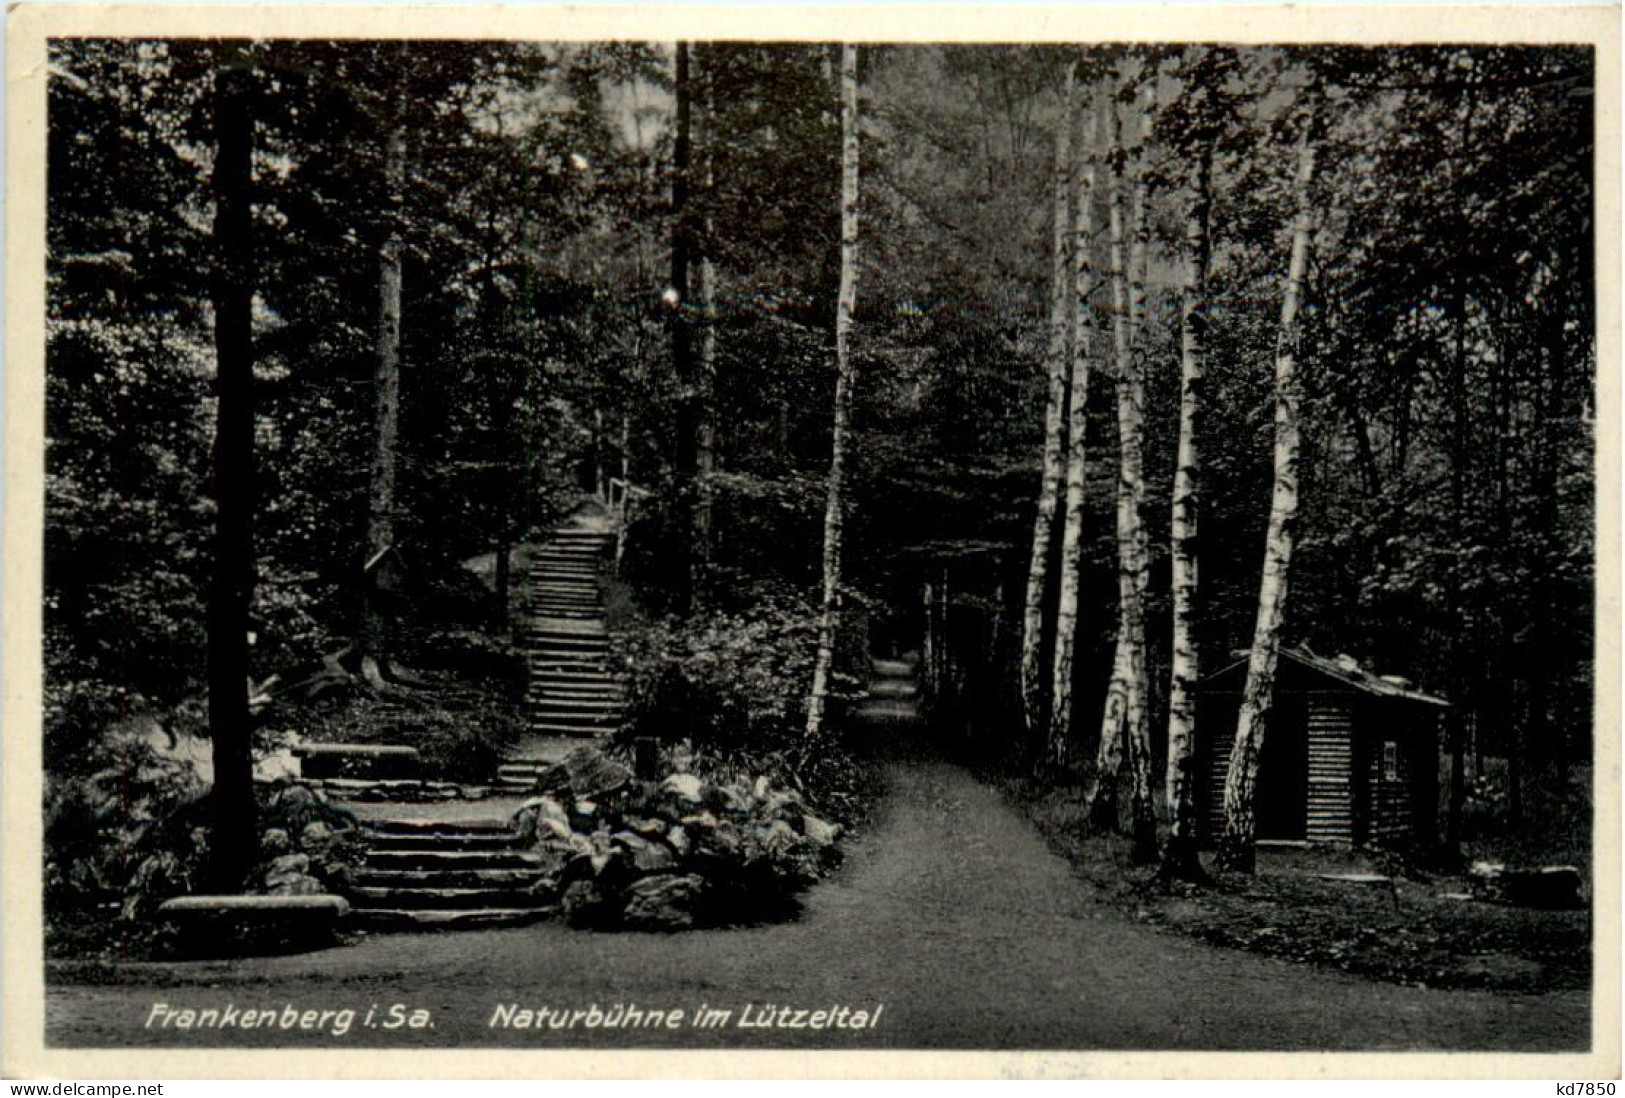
[1217,129,1318,875]
[361,125,405,687]
[694,43,718,603]
[670,41,697,614]
[1019,63,1075,746]
[1162,149,1213,880]
[1047,84,1099,772]
[805,44,860,739]
[207,43,259,888]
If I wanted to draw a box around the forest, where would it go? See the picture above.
[43,39,1594,954]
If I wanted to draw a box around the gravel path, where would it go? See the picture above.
[46,750,1589,1051]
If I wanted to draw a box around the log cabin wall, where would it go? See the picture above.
[1305,697,1355,842]
[1362,704,1415,842]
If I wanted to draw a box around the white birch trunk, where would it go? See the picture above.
[1019,63,1076,744]
[805,45,860,738]
[1218,132,1319,873]
[1123,91,1157,861]
[1046,87,1100,771]
[1083,95,1140,832]
[1162,150,1212,879]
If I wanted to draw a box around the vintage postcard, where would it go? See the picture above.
[3,2,1619,1080]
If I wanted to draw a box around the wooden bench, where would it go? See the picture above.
[157,894,351,954]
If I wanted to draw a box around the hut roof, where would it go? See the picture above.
[1207,646,1450,708]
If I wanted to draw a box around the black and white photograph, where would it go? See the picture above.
[4,3,1617,1078]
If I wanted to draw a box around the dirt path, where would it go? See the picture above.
[46,752,1588,1051]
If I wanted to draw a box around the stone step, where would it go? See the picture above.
[527,711,619,730]
[527,697,623,712]
[351,885,545,910]
[355,867,544,889]
[868,679,919,699]
[528,659,614,673]
[366,817,513,836]
[527,705,622,723]
[365,832,519,852]
[856,699,923,721]
[523,634,609,649]
[530,680,624,696]
[526,723,613,738]
[526,692,622,708]
[871,658,918,677]
[364,849,544,871]
[348,907,554,930]
[527,623,608,638]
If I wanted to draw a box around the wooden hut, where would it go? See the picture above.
[1197,648,1449,848]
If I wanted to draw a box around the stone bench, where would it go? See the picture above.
[293,742,421,779]
[157,894,350,955]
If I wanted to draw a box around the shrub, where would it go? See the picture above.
[510,747,845,930]
[615,585,863,756]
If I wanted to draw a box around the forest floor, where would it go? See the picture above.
[991,774,1592,997]
[46,739,1588,1051]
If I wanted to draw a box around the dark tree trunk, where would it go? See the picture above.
[670,40,697,614]
[494,535,512,635]
[362,126,405,685]
[206,44,260,889]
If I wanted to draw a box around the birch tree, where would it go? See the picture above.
[1046,84,1100,771]
[805,44,860,738]
[1083,78,1156,862]
[1162,146,1213,880]
[1217,117,1320,875]
[1019,61,1075,745]
[1121,82,1158,861]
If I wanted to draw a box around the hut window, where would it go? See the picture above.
[1382,741,1399,781]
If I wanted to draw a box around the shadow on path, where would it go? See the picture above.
[47,722,1588,1051]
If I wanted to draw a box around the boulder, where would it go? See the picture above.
[564,747,632,799]
[299,821,333,851]
[620,874,706,931]
[261,827,293,857]
[614,831,677,873]
[661,772,704,803]
[801,813,841,848]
